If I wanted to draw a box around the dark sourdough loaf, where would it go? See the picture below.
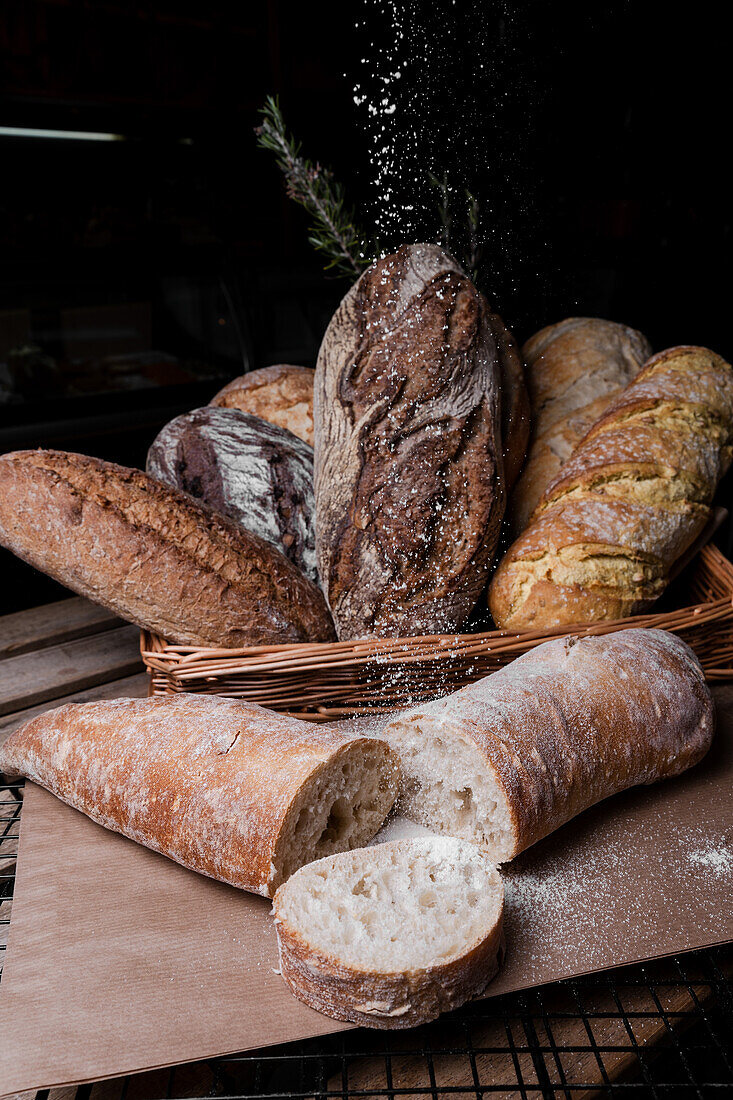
[0,449,335,646]
[147,407,317,581]
[314,243,504,640]
[510,317,651,534]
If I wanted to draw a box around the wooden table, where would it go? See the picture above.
[0,596,731,1100]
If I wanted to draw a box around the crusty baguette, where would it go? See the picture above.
[487,308,529,490]
[510,317,651,534]
[490,346,733,630]
[0,694,400,897]
[315,243,504,640]
[210,364,315,446]
[374,629,714,862]
[273,837,504,1028]
[146,407,317,581]
[0,449,335,647]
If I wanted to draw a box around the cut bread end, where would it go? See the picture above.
[376,714,517,863]
[271,740,400,892]
[273,837,505,1028]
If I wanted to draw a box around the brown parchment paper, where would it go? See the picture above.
[1,685,732,1096]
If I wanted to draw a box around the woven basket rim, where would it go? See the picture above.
[141,541,733,662]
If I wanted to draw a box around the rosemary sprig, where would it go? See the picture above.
[256,96,371,278]
[428,171,453,252]
[465,188,482,283]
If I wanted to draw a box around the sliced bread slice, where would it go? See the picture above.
[272,837,504,1029]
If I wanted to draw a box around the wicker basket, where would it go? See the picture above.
[141,542,733,720]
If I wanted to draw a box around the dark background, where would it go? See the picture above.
[0,0,730,610]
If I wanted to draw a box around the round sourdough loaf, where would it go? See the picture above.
[273,837,505,1027]
[147,406,317,581]
[0,449,335,646]
[210,364,315,446]
[315,243,504,640]
[375,629,715,862]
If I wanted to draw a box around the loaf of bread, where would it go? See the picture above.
[273,837,504,1027]
[0,694,400,896]
[0,450,335,647]
[490,346,733,630]
[210,364,315,446]
[315,243,504,640]
[375,629,714,862]
[510,317,651,533]
[146,407,317,581]
[487,308,529,490]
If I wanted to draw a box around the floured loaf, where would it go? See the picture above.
[0,694,400,897]
[374,629,714,862]
[315,243,504,640]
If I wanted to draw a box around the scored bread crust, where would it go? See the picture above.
[0,449,335,647]
[273,840,505,1029]
[210,364,315,446]
[510,317,651,535]
[379,630,715,862]
[0,694,400,897]
[490,346,733,631]
[315,243,504,640]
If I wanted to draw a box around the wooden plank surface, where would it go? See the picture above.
[0,598,122,661]
[0,672,150,747]
[0,625,144,717]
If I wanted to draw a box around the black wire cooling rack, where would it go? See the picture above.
[2,778,732,1100]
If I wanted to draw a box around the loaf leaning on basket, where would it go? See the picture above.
[490,345,733,631]
[510,316,651,534]
[0,694,400,897]
[373,629,714,862]
[315,242,506,640]
[0,449,335,647]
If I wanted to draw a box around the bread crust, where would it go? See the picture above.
[510,317,651,534]
[0,694,399,897]
[146,406,317,581]
[273,840,505,1028]
[490,346,733,631]
[210,365,315,446]
[315,243,504,640]
[0,449,335,646]
[382,630,715,861]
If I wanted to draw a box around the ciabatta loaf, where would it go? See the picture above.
[315,243,504,640]
[0,695,400,897]
[211,364,315,446]
[147,407,317,581]
[273,837,504,1028]
[0,449,334,646]
[375,630,714,863]
[510,317,650,533]
[490,346,733,630]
